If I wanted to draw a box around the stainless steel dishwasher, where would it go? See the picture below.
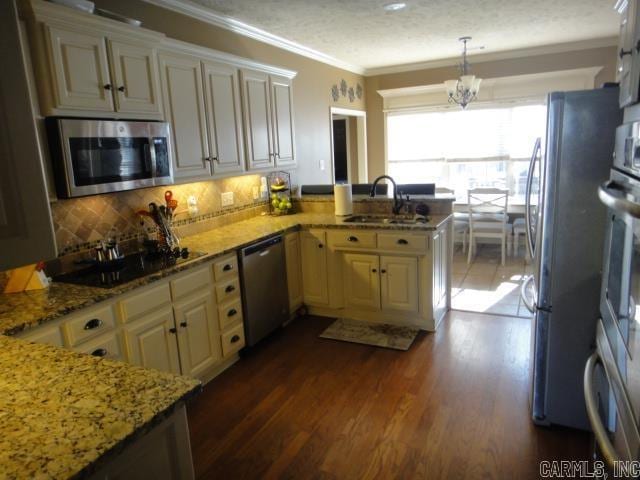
[239,235,289,347]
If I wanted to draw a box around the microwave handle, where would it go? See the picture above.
[584,352,620,469]
[143,142,154,176]
[598,180,640,219]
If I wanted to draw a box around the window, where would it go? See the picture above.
[386,104,546,200]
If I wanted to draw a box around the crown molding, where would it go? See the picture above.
[141,0,366,75]
[364,37,618,77]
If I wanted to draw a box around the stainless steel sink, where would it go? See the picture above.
[342,215,428,225]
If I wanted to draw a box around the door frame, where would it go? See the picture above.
[329,107,367,184]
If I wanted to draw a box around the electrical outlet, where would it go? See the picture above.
[187,195,198,216]
[252,186,259,200]
[260,185,268,199]
[221,191,234,207]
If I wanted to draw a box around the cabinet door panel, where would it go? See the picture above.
[240,69,273,170]
[203,61,245,175]
[159,52,210,179]
[617,0,638,107]
[343,253,380,309]
[285,232,303,313]
[380,256,419,313]
[124,307,181,375]
[108,40,162,115]
[270,75,295,166]
[47,26,113,111]
[174,289,221,379]
[300,230,329,306]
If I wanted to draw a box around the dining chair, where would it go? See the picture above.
[467,187,512,265]
[436,187,469,253]
[512,217,529,259]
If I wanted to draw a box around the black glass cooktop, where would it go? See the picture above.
[53,249,206,289]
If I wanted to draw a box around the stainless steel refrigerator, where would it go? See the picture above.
[520,87,622,430]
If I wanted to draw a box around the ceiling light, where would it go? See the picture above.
[444,36,482,109]
[383,2,407,12]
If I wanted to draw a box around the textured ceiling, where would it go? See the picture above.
[185,0,618,70]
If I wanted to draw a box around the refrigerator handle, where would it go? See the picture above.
[598,180,640,219]
[520,275,536,313]
[584,352,619,470]
[524,138,541,260]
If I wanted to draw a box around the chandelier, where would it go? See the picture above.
[444,36,482,109]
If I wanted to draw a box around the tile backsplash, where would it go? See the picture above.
[51,174,271,255]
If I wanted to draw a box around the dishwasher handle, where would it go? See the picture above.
[242,235,283,257]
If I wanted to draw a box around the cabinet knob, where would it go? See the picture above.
[103,84,112,90]
[180,321,188,328]
[223,264,233,271]
[211,156,219,163]
[347,236,359,242]
[91,348,108,357]
[117,85,125,92]
[372,268,377,273]
[169,327,177,334]
[230,334,241,343]
[620,48,633,59]
[381,269,387,274]
[318,243,324,249]
[225,285,236,293]
[84,318,103,330]
[397,239,409,245]
[227,308,237,317]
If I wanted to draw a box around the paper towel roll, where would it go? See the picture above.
[334,184,353,216]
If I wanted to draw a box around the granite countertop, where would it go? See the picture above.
[0,335,201,479]
[297,194,457,203]
[0,212,451,336]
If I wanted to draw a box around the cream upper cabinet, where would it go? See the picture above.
[284,231,303,313]
[159,51,211,179]
[202,60,245,175]
[123,306,181,375]
[380,256,419,313]
[343,253,381,310]
[270,75,295,167]
[46,26,114,112]
[173,289,222,379]
[240,69,275,170]
[300,230,329,306]
[108,40,162,115]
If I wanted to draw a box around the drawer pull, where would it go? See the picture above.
[169,327,177,334]
[318,243,324,249]
[227,308,238,317]
[372,268,377,273]
[397,239,409,245]
[117,85,125,92]
[91,348,107,357]
[381,269,387,274]
[84,318,103,330]
[230,334,241,344]
[223,264,233,272]
[347,236,359,242]
[225,285,236,293]
[180,321,188,328]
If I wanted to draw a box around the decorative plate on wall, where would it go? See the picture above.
[348,87,355,103]
[356,83,363,99]
[340,79,348,97]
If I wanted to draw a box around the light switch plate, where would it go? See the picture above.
[260,185,268,199]
[221,191,234,207]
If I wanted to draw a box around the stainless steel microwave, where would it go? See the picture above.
[46,118,174,198]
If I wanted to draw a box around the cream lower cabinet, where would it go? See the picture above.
[284,231,303,313]
[343,253,380,310]
[173,289,222,379]
[300,230,329,306]
[380,256,419,313]
[123,306,181,375]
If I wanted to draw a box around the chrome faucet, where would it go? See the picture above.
[370,175,404,215]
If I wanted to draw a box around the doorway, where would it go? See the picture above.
[330,107,367,184]
[332,118,349,183]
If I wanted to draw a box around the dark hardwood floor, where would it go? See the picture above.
[188,312,590,479]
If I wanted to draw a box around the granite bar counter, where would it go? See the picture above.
[0,212,452,337]
[0,335,200,479]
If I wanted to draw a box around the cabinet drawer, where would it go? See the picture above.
[218,298,243,331]
[377,233,428,252]
[215,277,240,304]
[120,283,172,322]
[170,266,212,300]
[327,230,376,249]
[74,332,124,362]
[18,324,64,347]
[221,322,245,357]
[63,304,116,347]
[213,254,238,281]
